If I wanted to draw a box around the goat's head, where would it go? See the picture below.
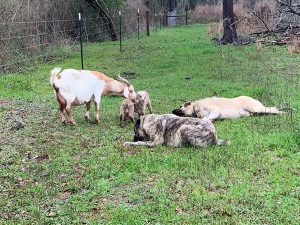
[117,75,137,101]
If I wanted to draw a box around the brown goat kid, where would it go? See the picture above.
[119,98,135,125]
[134,91,153,118]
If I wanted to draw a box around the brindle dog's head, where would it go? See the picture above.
[172,101,194,117]
[133,115,158,142]
[133,118,143,141]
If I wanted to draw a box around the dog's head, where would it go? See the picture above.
[172,101,194,117]
[133,118,146,142]
[133,115,160,142]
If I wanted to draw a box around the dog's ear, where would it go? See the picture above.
[135,118,141,130]
[184,101,192,107]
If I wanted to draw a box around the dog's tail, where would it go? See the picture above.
[262,107,284,114]
[216,139,231,146]
[279,107,295,112]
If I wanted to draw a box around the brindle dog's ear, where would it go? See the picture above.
[135,118,141,130]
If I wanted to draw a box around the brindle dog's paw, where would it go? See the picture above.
[123,142,130,147]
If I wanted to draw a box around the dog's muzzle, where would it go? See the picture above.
[172,109,185,117]
[133,135,144,142]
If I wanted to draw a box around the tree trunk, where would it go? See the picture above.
[220,0,238,44]
[85,0,117,41]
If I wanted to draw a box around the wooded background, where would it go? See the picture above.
[1,0,300,72]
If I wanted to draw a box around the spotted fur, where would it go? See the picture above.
[123,114,229,148]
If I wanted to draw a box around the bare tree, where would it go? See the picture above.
[84,0,118,41]
[220,0,238,44]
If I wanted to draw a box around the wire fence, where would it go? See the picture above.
[0,8,172,74]
[0,8,298,136]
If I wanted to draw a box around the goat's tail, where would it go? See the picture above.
[216,139,231,146]
[50,67,62,88]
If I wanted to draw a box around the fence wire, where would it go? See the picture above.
[0,10,159,74]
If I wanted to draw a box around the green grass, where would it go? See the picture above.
[0,24,299,224]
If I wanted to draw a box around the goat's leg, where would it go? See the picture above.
[130,115,135,123]
[59,104,66,124]
[84,102,91,120]
[66,104,76,125]
[129,106,135,122]
[94,95,102,124]
[95,102,100,124]
[147,100,153,114]
[119,114,125,127]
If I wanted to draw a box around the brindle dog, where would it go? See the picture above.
[123,114,229,148]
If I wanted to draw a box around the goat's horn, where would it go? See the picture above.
[117,75,130,86]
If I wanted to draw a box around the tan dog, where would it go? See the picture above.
[172,96,284,121]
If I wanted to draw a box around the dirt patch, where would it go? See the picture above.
[97,175,160,209]
[4,108,27,131]
[120,71,137,80]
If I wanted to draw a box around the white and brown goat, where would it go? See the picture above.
[50,68,105,125]
[90,71,136,100]
[134,91,153,118]
[50,68,136,125]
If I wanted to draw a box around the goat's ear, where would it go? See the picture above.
[123,88,129,98]
[117,75,130,86]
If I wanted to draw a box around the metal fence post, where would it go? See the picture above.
[119,11,122,52]
[185,5,188,26]
[138,8,140,40]
[78,13,84,70]
[146,11,150,36]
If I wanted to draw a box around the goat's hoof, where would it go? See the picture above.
[70,121,77,126]
[84,115,89,121]
[95,119,100,124]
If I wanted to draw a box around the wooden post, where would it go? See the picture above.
[163,11,168,27]
[185,5,188,26]
[146,11,150,36]
[159,12,162,29]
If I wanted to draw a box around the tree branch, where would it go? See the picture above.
[251,11,271,33]
[276,0,300,17]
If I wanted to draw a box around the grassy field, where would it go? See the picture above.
[0,24,299,224]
